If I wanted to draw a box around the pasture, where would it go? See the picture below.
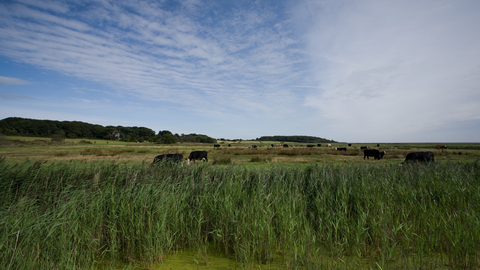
[1,136,480,164]
[1,137,480,269]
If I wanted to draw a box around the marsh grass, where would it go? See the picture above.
[80,147,136,156]
[250,155,272,163]
[212,155,232,165]
[1,159,480,269]
[53,150,70,157]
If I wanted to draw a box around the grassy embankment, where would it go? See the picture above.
[1,159,479,269]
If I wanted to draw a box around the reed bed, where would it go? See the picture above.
[1,158,479,269]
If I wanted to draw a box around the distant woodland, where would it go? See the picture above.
[256,135,336,143]
[0,117,215,144]
[0,117,336,144]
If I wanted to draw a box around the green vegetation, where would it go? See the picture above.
[256,135,336,143]
[1,159,479,269]
[2,136,480,165]
[0,117,216,144]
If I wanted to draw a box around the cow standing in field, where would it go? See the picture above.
[188,151,208,163]
[327,144,332,147]
[363,149,386,160]
[436,145,447,149]
[214,144,221,148]
[360,146,368,150]
[307,145,314,148]
[153,154,183,164]
[283,144,289,148]
[317,144,321,147]
[404,151,434,163]
[335,147,347,151]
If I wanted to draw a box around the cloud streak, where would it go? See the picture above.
[299,0,480,141]
[0,0,479,142]
[0,76,31,85]
[0,0,309,119]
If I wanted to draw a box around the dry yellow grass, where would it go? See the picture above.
[1,139,479,164]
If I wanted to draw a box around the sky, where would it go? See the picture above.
[1,0,479,142]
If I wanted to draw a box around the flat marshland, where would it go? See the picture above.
[1,138,480,269]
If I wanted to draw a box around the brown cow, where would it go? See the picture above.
[436,145,447,149]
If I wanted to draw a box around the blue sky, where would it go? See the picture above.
[1,0,479,142]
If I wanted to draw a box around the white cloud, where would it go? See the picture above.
[1,0,479,141]
[0,76,31,85]
[0,0,309,120]
[299,0,480,142]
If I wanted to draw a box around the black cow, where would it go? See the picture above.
[317,144,321,147]
[348,144,352,146]
[404,151,434,163]
[153,153,183,164]
[188,151,208,163]
[335,147,347,151]
[283,144,289,148]
[214,144,220,148]
[271,144,274,147]
[228,144,231,147]
[252,145,257,149]
[307,144,315,148]
[363,149,385,160]
[377,144,380,147]
[360,146,368,150]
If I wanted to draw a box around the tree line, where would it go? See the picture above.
[256,135,337,143]
[0,117,215,144]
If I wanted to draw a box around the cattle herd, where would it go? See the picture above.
[152,150,208,165]
[152,144,446,164]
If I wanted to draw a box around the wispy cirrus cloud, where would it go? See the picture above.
[0,0,308,119]
[0,76,31,85]
[2,0,479,141]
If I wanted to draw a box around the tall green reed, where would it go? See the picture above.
[1,158,479,269]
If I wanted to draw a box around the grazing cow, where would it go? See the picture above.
[377,144,380,147]
[317,144,321,147]
[335,147,347,151]
[214,144,221,148]
[436,145,447,149]
[271,144,274,147]
[188,151,208,163]
[307,144,314,148]
[252,145,257,149]
[360,146,368,150]
[363,149,386,160]
[348,144,352,147]
[153,153,183,164]
[228,144,231,147]
[283,144,289,148]
[327,144,332,147]
[404,151,434,163]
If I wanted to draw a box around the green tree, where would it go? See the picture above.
[51,130,66,142]
[157,134,177,144]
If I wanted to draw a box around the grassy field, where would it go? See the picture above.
[1,136,480,269]
[1,135,480,164]
[1,159,479,269]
